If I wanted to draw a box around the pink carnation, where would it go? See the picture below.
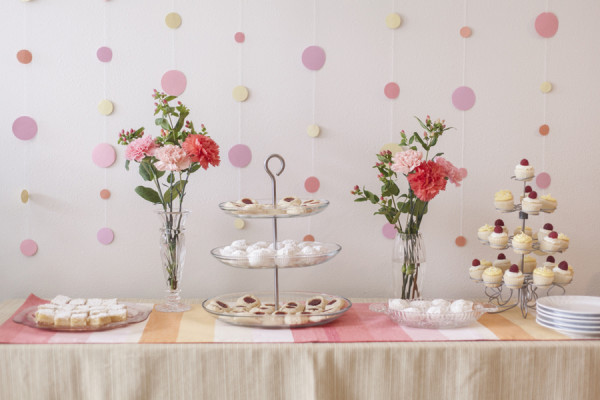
[391,149,423,175]
[154,145,192,171]
[125,135,157,162]
[407,161,447,202]
[434,157,463,187]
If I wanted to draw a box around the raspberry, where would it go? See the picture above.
[525,185,532,193]
[472,259,480,266]
[558,261,568,270]
[543,223,553,230]
[494,226,503,234]
[497,253,506,260]
[509,264,519,273]
[546,256,555,263]
[548,231,558,239]
[528,191,538,199]
[494,219,504,226]
[520,159,529,166]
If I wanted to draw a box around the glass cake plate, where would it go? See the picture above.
[202,291,352,329]
[210,242,342,269]
[13,302,152,332]
[369,299,498,329]
[219,199,329,218]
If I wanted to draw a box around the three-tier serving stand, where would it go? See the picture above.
[475,173,568,318]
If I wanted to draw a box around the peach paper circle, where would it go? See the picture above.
[384,82,400,99]
[12,116,37,140]
[17,49,32,64]
[304,177,320,193]
[234,32,245,43]
[97,228,114,245]
[452,86,476,110]
[455,236,467,247]
[302,46,326,71]
[382,224,396,239]
[536,172,551,189]
[535,12,559,38]
[161,70,187,96]
[539,124,550,136]
[303,234,315,242]
[460,26,472,38]
[20,239,38,256]
[100,189,111,199]
[92,143,116,168]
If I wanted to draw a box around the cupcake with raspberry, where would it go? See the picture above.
[503,264,525,288]
[540,194,557,213]
[482,266,503,288]
[540,231,561,252]
[533,266,554,287]
[488,225,508,249]
[494,190,514,211]
[493,253,511,272]
[521,191,542,214]
[469,259,486,281]
[514,158,534,181]
[494,219,508,234]
[477,224,494,243]
[538,223,554,242]
[517,255,537,274]
[553,261,573,285]
[543,255,556,269]
[557,233,570,251]
[514,226,533,238]
[512,232,533,254]
[520,185,533,202]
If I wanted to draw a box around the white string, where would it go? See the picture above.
[390,0,395,142]
[103,0,109,225]
[308,0,318,236]
[172,0,176,67]
[238,0,243,200]
[23,2,30,236]
[459,0,468,237]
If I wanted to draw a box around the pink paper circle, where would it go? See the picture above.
[234,32,245,43]
[20,239,38,256]
[304,176,320,193]
[97,228,114,245]
[452,86,476,111]
[302,46,326,71]
[459,168,468,178]
[96,46,112,62]
[12,116,38,141]
[92,143,116,168]
[382,223,396,239]
[161,70,187,96]
[536,172,551,189]
[384,82,400,99]
[535,12,559,38]
[228,144,252,168]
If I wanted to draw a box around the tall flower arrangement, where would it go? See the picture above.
[352,116,464,298]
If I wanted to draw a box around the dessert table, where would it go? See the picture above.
[1,295,599,400]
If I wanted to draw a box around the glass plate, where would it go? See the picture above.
[202,291,352,329]
[219,199,329,219]
[369,299,497,329]
[210,242,342,269]
[12,303,152,332]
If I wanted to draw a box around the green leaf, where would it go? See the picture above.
[167,172,175,184]
[174,109,189,133]
[125,160,130,171]
[408,136,415,144]
[354,198,368,202]
[433,152,444,159]
[415,116,428,131]
[134,186,162,204]
[164,96,177,103]
[163,181,187,203]
[413,133,428,151]
[139,162,154,181]
[160,119,171,130]
[189,163,201,173]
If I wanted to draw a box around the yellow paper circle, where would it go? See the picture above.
[165,12,182,29]
[232,86,249,102]
[234,218,245,229]
[307,124,321,138]
[21,190,29,203]
[380,143,403,156]
[540,81,553,93]
[98,99,114,115]
[386,13,402,29]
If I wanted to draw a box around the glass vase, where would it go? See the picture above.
[392,233,426,300]
[156,210,191,312]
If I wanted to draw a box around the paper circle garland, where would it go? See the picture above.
[161,70,187,96]
[92,143,116,168]
[540,81,553,93]
[165,12,182,29]
[20,239,38,256]
[452,86,476,110]
[307,124,321,138]
[234,32,245,43]
[100,189,111,199]
[304,177,320,193]
[302,46,326,71]
[97,228,114,245]
[539,124,550,136]
[17,49,32,64]
[228,144,252,168]
[384,82,400,99]
[21,190,29,203]
[535,12,559,38]
[460,27,472,38]
[97,99,114,115]
[385,13,402,29]
[455,236,467,247]
[12,116,37,140]
[536,172,551,189]
[232,85,249,102]
[303,234,315,242]
[382,223,396,239]
[380,143,403,156]
[96,47,112,62]
[234,219,246,229]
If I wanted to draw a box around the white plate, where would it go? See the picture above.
[537,296,600,317]
[536,305,600,322]
[536,316,600,338]
[536,309,600,329]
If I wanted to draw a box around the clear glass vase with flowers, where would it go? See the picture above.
[117,90,221,312]
[352,116,465,299]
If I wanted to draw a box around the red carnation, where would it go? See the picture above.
[406,160,447,202]
[182,134,221,170]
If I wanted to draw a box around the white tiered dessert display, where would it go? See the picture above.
[473,160,571,318]
[202,154,351,328]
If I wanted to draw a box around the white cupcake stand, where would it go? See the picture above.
[475,175,568,318]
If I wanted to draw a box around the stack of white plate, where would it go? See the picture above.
[536,296,600,338]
